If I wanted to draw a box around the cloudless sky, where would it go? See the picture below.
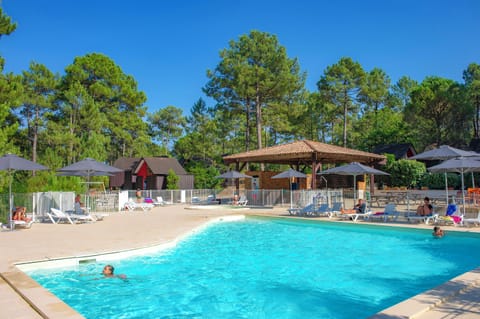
[2,0,479,114]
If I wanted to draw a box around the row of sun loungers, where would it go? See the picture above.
[287,202,480,227]
[288,202,342,218]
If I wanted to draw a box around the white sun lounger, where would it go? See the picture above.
[13,220,34,229]
[463,212,480,226]
[369,204,400,222]
[154,196,172,206]
[124,201,154,212]
[407,213,438,224]
[237,195,248,206]
[48,208,94,224]
[288,204,315,216]
[340,210,373,222]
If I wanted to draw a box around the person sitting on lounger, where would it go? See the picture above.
[416,197,433,216]
[74,194,86,214]
[12,206,31,222]
[342,199,366,214]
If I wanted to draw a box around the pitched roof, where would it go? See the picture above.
[135,157,188,175]
[372,143,416,160]
[113,157,140,171]
[223,140,385,165]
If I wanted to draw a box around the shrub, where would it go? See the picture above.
[383,155,426,188]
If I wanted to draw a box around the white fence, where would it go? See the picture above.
[0,189,347,223]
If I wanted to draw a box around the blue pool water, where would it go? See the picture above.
[27,217,480,319]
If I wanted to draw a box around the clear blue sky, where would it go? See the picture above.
[2,0,479,114]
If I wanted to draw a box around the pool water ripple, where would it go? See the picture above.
[28,218,480,319]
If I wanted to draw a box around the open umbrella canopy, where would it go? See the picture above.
[0,153,48,171]
[410,145,477,161]
[216,171,252,179]
[56,171,114,177]
[58,158,122,175]
[272,168,307,179]
[0,154,48,230]
[428,157,480,214]
[58,158,121,213]
[272,168,307,209]
[411,146,479,204]
[427,157,480,174]
[319,162,389,176]
[319,162,389,203]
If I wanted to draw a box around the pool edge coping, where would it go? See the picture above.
[3,214,245,319]
[4,213,480,319]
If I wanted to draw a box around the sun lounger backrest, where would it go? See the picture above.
[384,204,396,214]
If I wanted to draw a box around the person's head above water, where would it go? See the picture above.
[102,265,115,277]
[432,226,444,238]
[102,264,127,279]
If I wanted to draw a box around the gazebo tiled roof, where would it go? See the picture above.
[223,140,385,165]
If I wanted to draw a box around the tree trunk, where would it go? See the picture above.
[245,98,251,152]
[343,101,348,147]
[255,83,264,171]
[31,107,39,175]
[342,86,348,147]
[475,97,480,138]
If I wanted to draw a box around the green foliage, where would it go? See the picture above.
[389,76,418,112]
[405,77,464,150]
[384,157,426,188]
[166,169,179,190]
[1,12,480,193]
[317,57,365,147]
[463,63,480,139]
[0,58,22,156]
[0,8,17,36]
[186,162,221,189]
[353,108,414,151]
[419,173,460,190]
[21,62,59,162]
[148,105,186,151]
[55,53,150,164]
[205,30,306,151]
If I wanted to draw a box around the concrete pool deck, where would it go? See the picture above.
[1,204,479,319]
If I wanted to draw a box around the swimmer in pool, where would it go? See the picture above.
[432,226,445,238]
[102,264,127,279]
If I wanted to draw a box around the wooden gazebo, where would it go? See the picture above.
[223,140,385,189]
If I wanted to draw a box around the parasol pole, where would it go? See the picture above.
[461,169,466,215]
[353,174,357,205]
[86,171,91,213]
[445,172,449,205]
[8,170,13,230]
[289,178,293,210]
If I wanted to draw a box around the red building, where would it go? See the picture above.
[110,156,194,190]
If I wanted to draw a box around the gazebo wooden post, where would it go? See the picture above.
[370,174,375,196]
[235,162,240,195]
[311,160,315,189]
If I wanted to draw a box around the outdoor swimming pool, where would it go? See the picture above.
[26,217,480,318]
